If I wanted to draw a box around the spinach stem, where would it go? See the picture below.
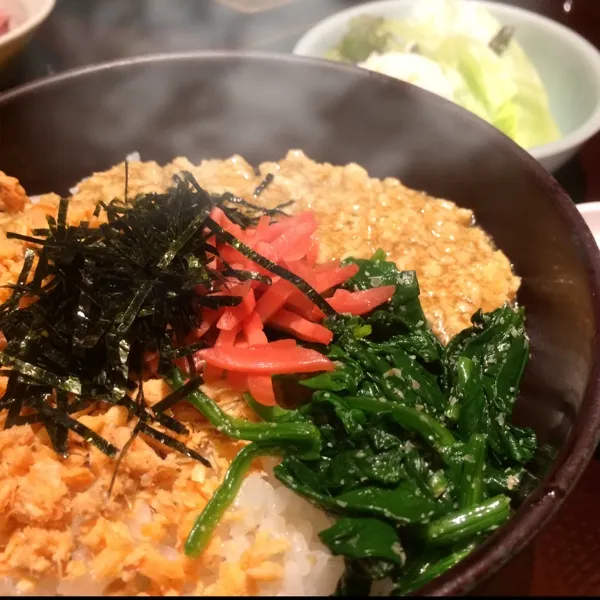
[346,395,456,450]
[394,542,477,595]
[424,495,511,546]
[459,433,487,509]
[167,369,320,454]
[185,443,277,557]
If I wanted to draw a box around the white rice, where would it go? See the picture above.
[221,469,345,596]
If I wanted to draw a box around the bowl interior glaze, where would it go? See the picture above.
[1,52,600,595]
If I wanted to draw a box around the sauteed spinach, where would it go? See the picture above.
[175,250,537,595]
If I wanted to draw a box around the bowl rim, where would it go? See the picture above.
[2,50,600,595]
[293,0,600,161]
[0,0,56,46]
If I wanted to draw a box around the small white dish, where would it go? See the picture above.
[577,202,600,249]
[293,0,600,173]
[0,0,56,69]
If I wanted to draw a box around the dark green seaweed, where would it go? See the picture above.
[0,168,315,465]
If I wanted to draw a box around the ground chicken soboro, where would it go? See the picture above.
[0,151,519,596]
[0,151,519,343]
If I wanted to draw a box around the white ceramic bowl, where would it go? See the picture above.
[0,0,56,69]
[577,202,600,249]
[293,0,600,173]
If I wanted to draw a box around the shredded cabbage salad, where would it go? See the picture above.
[327,0,560,150]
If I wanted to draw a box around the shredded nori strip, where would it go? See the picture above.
[13,413,44,426]
[0,353,83,394]
[30,396,119,456]
[0,166,323,466]
[195,295,243,309]
[162,342,208,361]
[205,217,335,317]
[117,394,188,435]
[54,390,69,457]
[124,159,130,204]
[253,173,274,198]
[152,376,204,414]
[0,248,35,315]
[137,421,211,466]
[107,420,141,498]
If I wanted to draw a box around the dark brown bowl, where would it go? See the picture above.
[1,52,600,596]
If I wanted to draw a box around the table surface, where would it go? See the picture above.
[2,0,600,596]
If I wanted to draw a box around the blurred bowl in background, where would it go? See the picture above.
[578,202,600,249]
[293,0,600,173]
[0,0,55,69]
